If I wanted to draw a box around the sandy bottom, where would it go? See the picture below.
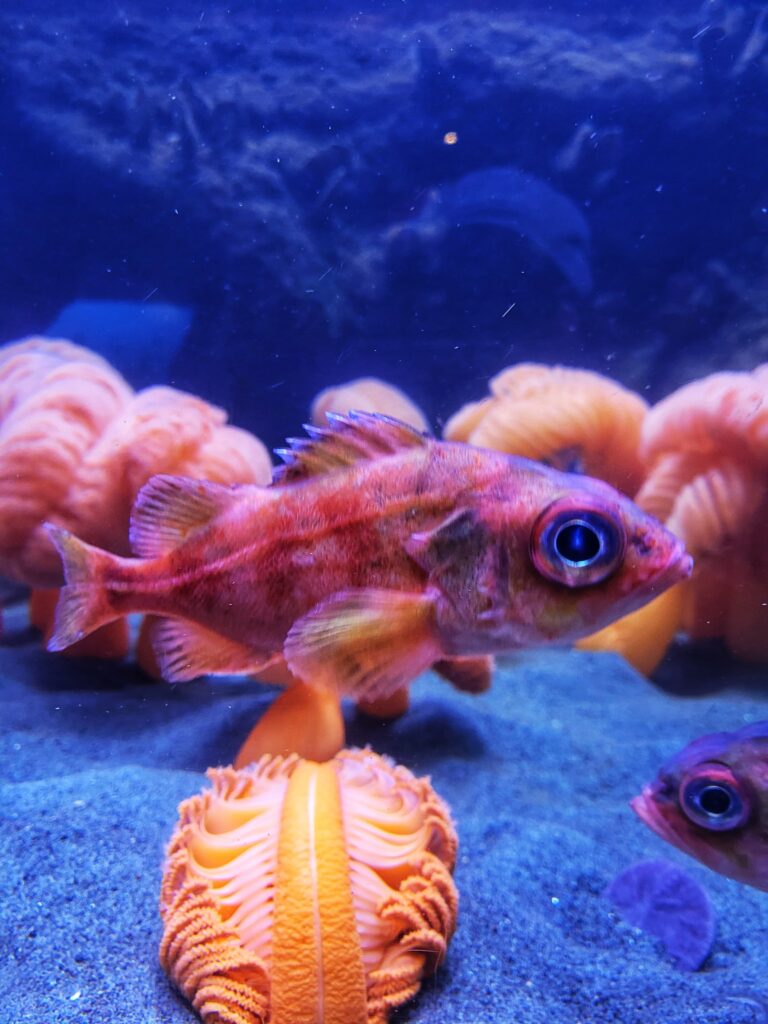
[3,609,768,1024]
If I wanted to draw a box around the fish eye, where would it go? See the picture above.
[679,766,750,832]
[530,500,625,587]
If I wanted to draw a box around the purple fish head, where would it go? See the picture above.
[486,464,693,648]
[632,722,768,891]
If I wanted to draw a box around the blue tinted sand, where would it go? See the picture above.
[4,626,768,1023]
[606,859,715,971]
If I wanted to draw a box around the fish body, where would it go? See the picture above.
[632,722,768,890]
[47,413,690,699]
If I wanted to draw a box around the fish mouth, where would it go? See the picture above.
[630,788,689,852]
[649,540,693,594]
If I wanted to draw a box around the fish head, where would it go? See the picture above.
[484,463,692,647]
[631,723,768,891]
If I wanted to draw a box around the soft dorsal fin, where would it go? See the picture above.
[273,411,429,484]
[129,475,242,558]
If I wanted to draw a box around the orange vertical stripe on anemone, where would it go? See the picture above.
[160,749,458,1024]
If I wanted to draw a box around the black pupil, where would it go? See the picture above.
[555,522,601,564]
[698,784,732,816]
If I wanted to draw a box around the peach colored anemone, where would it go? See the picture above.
[311,378,430,433]
[0,337,272,662]
[0,337,133,585]
[444,363,648,495]
[582,364,768,671]
[633,365,768,662]
[160,749,458,1024]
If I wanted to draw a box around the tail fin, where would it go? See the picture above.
[45,524,121,651]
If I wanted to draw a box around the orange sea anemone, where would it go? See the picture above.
[0,337,133,585]
[160,749,458,1024]
[0,337,272,662]
[311,377,430,433]
[444,362,648,495]
[634,364,768,662]
[581,364,768,670]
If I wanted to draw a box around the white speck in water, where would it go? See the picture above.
[70,991,81,1001]
[550,896,560,906]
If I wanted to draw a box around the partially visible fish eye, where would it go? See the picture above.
[679,765,751,832]
[531,499,625,587]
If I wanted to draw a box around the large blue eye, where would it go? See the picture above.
[531,501,625,587]
[554,520,602,564]
[679,767,750,831]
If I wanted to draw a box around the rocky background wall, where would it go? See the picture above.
[1,0,766,444]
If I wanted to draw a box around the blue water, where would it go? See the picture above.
[2,0,764,443]
[2,2,768,1022]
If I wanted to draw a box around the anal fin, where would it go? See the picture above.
[284,589,442,702]
[150,616,279,682]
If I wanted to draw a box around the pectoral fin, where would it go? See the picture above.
[284,589,442,701]
[433,655,494,693]
[150,616,280,682]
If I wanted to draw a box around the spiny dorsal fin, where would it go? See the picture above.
[129,475,242,558]
[273,411,429,484]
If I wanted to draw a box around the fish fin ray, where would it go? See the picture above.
[284,588,441,700]
[129,475,244,557]
[45,524,120,649]
[433,655,494,693]
[272,411,428,484]
[150,616,279,682]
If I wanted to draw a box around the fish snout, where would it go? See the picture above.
[631,787,668,837]
[631,522,692,594]
[656,534,693,590]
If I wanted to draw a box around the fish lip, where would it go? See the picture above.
[630,787,685,849]
[649,543,693,593]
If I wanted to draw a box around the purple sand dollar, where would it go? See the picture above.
[606,859,715,971]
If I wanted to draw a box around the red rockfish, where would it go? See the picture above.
[633,722,768,890]
[46,412,691,699]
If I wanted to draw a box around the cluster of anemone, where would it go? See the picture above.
[3,338,765,1023]
[0,337,272,665]
[0,341,463,1024]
